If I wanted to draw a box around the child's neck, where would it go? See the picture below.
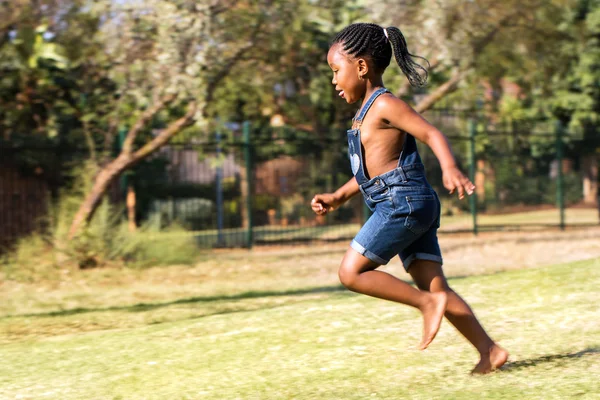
[361,77,386,108]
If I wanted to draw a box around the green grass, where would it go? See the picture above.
[1,250,599,399]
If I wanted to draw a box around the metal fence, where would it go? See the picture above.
[1,113,598,251]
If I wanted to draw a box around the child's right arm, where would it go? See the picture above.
[311,177,360,215]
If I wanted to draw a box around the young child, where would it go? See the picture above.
[311,23,508,374]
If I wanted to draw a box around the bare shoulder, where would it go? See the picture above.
[370,92,432,134]
[372,93,414,122]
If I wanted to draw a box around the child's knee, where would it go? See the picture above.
[413,278,450,293]
[430,283,451,293]
[338,263,359,289]
[432,278,451,293]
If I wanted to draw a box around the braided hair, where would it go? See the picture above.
[331,23,429,87]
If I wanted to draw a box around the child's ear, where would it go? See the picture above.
[357,58,369,78]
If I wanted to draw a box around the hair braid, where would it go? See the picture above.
[331,23,429,87]
[385,26,429,87]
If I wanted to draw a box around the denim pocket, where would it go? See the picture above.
[403,194,437,235]
[366,186,394,215]
[369,186,391,203]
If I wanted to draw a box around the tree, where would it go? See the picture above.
[66,0,304,239]
[542,0,600,204]
[364,0,568,111]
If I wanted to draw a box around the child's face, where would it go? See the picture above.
[327,44,366,104]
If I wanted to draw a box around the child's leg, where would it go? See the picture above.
[408,259,508,373]
[339,247,447,350]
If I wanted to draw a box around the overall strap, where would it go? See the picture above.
[353,87,390,127]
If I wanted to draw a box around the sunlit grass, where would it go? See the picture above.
[1,242,599,399]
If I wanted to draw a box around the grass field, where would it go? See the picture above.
[1,231,599,399]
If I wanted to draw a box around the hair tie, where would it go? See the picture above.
[383,28,389,40]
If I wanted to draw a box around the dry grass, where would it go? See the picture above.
[1,226,599,341]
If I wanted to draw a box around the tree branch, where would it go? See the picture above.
[210,0,241,16]
[132,101,198,161]
[472,12,521,54]
[406,11,522,111]
[205,17,265,105]
[414,68,471,113]
[121,93,176,154]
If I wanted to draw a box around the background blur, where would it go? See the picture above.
[1,0,599,264]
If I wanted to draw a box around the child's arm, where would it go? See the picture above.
[376,96,475,199]
[311,177,360,215]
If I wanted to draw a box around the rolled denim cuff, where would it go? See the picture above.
[350,240,389,265]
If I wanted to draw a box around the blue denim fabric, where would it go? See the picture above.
[347,88,443,270]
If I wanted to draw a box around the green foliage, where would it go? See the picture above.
[0,162,199,280]
[492,0,600,154]
[52,166,200,269]
[208,0,361,150]
[0,233,57,282]
[0,2,112,149]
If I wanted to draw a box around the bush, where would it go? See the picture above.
[1,162,201,281]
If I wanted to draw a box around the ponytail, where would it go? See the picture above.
[385,26,429,87]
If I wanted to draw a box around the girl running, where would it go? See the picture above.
[311,23,508,374]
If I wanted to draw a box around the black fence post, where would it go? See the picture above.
[555,121,565,231]
[468,119,478,235]
[243,121,253,248]
[215,129,225,246]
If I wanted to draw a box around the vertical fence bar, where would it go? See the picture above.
[555,121,565,231]
[243,121,253,248]
[215,130,225,246]
[468,119,478,235]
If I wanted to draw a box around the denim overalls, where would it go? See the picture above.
[347,87,443,270]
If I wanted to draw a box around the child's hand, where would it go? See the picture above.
[442,166,475,200]
[311,193,340,215]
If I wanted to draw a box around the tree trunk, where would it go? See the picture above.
[67,101,197,240]
[126,184,137,232]
[414,69,470,113]
[475,159,486,202]
[582,153,598,205]
[68,154,132,240]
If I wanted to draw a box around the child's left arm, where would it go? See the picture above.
[376,96,475,199]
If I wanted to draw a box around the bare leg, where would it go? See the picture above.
[408,260,508,374]
[339,248,447,350]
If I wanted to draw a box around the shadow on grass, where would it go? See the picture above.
[3,285,348,319]
[501,346,600,372]
[3,270,514,321]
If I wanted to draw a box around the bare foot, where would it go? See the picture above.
[471,344,509,374]
[418,291,447,350]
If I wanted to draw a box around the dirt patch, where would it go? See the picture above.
[435,227,600,277]
[243,226,600,278]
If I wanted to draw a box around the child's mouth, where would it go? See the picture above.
[339,90,345,99]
